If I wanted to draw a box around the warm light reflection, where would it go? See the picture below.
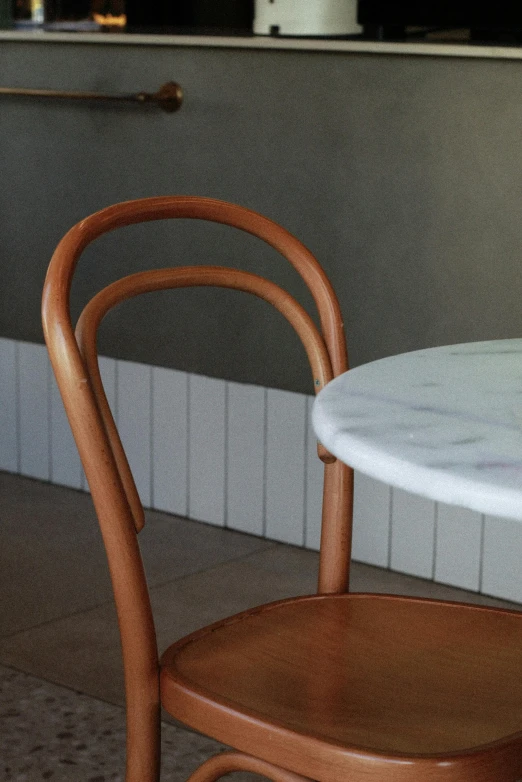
[93,12,126,26]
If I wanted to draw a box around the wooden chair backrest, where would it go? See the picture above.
[42,197,353,776]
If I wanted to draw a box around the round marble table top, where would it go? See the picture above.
[312,339,522,521]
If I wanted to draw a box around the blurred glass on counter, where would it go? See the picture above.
[90,0,125,27]
[13,0,125,29]
[13,0,45,26]
[11,0,254,32]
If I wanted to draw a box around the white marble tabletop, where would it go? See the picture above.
[312,339,522,521]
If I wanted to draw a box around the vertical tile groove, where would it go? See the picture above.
[188,374,225,526]
[478,513,486,593]
[265,389,306,546]
[435,505,482,591]
[390,490,436,578]
[116,359,152,507]
[432,502,438,581]
[47,356,53,483]
[185,372,190,518]
[304,400,310,540]
[352,473,391,568]
[303,397,310,547]
[15,340,21,474]
[0,339,18,473]
[148,364,153,506]
[114,359,119,425]
[262,387,268,538]
[224,382,229,528]
[387,486,394,569]
[304,396,324,551]
[186,373,192,518]
[151,366,189,516]
[149,365,154,510]
[226,382,265,535]
[19,342,50,480]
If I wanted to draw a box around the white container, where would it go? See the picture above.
[254,0,362,37]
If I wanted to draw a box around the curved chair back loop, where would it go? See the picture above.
[75,266,336,535]
[47,196,348,373]
[44,197,353,594]
[42,197,353,782]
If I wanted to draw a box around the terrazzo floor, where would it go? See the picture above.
[1,472,520,781]
[1,664,227,782]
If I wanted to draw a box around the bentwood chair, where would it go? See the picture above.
[43,197,522,782]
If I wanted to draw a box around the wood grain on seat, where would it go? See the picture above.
[162,594,522,781]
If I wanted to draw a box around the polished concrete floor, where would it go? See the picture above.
[1,471,520,781]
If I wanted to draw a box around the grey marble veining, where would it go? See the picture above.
[313,339,522,521]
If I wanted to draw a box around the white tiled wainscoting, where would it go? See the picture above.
[2,336,522,602]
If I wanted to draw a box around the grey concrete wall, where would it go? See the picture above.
[1,41,522,393]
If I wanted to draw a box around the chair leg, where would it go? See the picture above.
[186,751,312,782]
[125,702,161,782]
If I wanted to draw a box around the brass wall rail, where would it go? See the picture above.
[0,81,183,112]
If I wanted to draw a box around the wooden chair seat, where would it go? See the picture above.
[161,593,522,782]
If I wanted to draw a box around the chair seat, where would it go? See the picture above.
[161,593,522,782]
